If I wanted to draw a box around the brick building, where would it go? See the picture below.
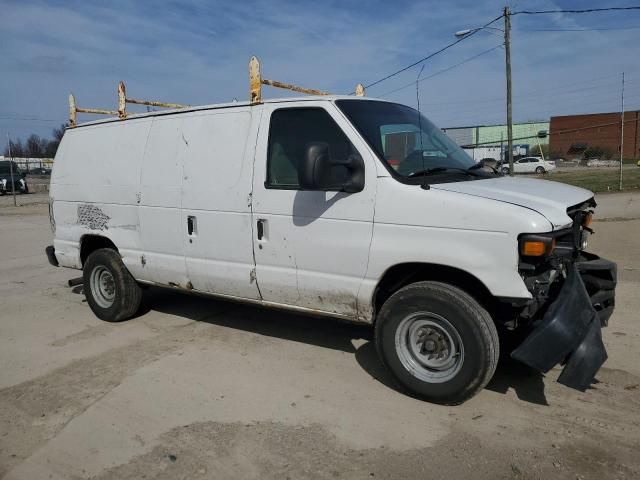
[549,111,640,160]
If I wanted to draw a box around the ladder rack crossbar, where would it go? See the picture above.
[125,98,189,109]
[261,79,330,97]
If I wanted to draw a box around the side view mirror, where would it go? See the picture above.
[299,142,365,193]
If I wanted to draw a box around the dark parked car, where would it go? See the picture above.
[28,167,52,175]
[0,161,29,194]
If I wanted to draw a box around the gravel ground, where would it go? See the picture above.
[1,194,639,480]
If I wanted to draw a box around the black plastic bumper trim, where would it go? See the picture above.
[46,245,59,267]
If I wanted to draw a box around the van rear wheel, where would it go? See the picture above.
[375,281,499,404]
[83,248,142,322]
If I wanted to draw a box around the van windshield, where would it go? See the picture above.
[336,100,479,182]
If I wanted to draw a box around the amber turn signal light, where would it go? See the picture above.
[582,212,593,228]
[521,238,555,257]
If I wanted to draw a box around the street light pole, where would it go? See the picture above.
[6,134,17,207]
[504,6,514,176]
[620,71,625,191]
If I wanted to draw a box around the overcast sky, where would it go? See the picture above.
[2,0,639,144]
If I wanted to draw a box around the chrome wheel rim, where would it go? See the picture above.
[90,265,116,308]
[395,312,464,383]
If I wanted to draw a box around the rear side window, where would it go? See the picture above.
[266,108,358,189]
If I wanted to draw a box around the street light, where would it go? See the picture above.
[455,27,504,37]
[455,7,513,176]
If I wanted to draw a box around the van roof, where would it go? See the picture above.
[70,95,390,130]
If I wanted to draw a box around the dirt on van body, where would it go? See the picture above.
[1,194,639,479]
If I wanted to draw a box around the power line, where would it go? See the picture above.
[517,25,640,32]
[0,116,59,123]
[358,13,505,92]
[379,44,503,98]
[414,73,640,109]
[438,92,640,130]
[415,82,640,117]
[513,7,640,15]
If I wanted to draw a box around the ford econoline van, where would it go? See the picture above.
[46,95,616,404]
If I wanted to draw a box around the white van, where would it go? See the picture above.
[46,96,616,404]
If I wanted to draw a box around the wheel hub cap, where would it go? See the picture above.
[395,313,464,383]
[90,265,116,308]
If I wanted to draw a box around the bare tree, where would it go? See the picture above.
[45,123,69,157]
[25,134,49,157]
[4,139,24,158]
[4,123,68,158]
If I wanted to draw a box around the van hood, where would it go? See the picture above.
[431,177,593,229]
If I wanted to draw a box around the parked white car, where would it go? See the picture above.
[502,157,556,174]
[46,96,616,404]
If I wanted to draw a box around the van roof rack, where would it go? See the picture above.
[68,56,365,127]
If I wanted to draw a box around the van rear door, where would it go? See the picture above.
[181,109,262,299]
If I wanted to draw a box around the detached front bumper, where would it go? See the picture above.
[512,254,616,391]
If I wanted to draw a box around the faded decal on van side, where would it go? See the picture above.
[77,204,110,230]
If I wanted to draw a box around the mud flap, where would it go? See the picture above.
[511,262,609,391]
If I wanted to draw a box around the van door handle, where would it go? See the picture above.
[187,215,196,236]
[256,219,265,240]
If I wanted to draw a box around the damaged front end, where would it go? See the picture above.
[508,200,617,391]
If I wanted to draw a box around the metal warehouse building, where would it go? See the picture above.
[443,121,549,161]
[549,111,640,160]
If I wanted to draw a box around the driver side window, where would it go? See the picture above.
[266,108,358,189]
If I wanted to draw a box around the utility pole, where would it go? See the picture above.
[620,72,625,191]
[504,6,514,176]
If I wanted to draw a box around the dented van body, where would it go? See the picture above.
[46,96,616,404]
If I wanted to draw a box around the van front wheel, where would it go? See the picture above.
[375,281,499,404]
[83,248,142,322]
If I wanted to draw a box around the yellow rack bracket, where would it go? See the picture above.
[69,93,76,128]
[118,81,126,118]
[249,56,262,104]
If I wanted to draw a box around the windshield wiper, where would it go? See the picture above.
[407,167,480,178]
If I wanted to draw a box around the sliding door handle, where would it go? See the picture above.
[187,215,196,236]
[256,219,265,240]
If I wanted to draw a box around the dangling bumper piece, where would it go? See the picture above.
[511,254,616,391]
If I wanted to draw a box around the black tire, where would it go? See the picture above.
[375,281,499,405]
[21,185,29,194]
[501,167,509,174]
[535,166,545,174]
[83,248,142,322]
